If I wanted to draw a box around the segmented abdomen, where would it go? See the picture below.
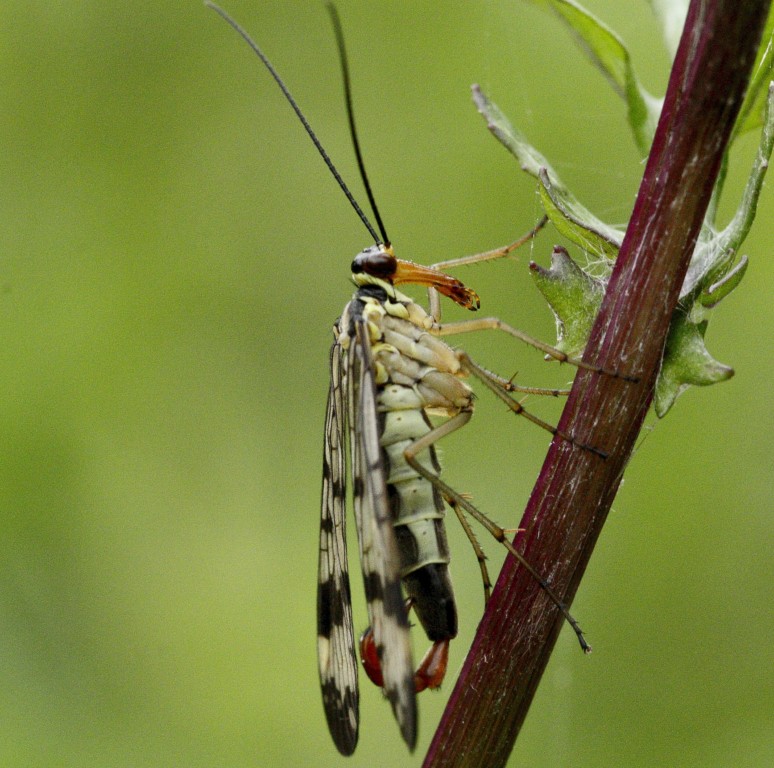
[373,311,474,644]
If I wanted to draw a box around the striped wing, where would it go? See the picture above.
[318,340,359,756]
[347,314,417,751]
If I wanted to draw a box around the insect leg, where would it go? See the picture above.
[445,495,492,607]
[434,315,637,382]
[460,353,608,458]
[481,367,571,397]
[427,217,547,320]
[403,410,592,654]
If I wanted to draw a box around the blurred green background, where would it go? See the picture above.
[1,1,771,766]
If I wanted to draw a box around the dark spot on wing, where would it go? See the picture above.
[362,570,384,604]
[318,576,351,636]
[320,679,358,756]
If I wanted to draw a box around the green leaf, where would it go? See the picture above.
[683,82,774,299]
[537,169,622,260]
[698,257,748,308]
[529,246,606,358]
[471,85,557,179]
[732,7,774,137]
[472,86,624,260]
[654,313,734,417]
[525,0,660,154]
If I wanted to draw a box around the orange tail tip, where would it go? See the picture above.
[360,627,450,693]
[359,627,384,688]
[393,259,480,311]
[413,639,449,692]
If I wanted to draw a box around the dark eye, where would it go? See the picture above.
[351,249,397,279]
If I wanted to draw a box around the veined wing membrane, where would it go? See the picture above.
[348,315,417,751]
[318,342,359,755]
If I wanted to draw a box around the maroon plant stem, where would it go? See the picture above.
[423,1,771,766]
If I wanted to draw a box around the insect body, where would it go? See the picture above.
[319,246,480,753]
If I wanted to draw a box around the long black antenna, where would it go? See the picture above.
[205,1,384,245]
[325,4,390,247]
